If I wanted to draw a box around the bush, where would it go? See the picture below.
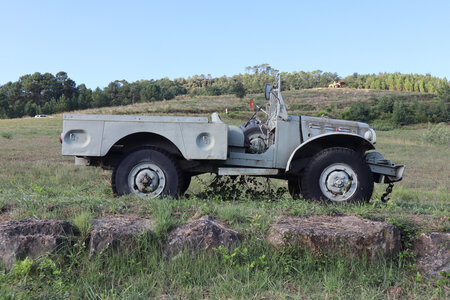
[341,101,372,122]
[377,95,395,114]
[430,99,449,122]
[206,86,222,96]
[423,122,449,146]
[351,101,372,122]
[436,82,450,103]
[392,101,413,126]
[413,101,429,123]
[315,111,330,117]
[197,175,286,201]
[1,132,12,139]
[370,120,396,131]
[232,81,246,99]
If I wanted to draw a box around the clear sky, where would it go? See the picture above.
[1,0,449,89]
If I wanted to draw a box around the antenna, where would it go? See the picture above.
[277,75,281,98]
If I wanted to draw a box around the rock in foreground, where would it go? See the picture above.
[89,215,154,256]
[413,232,449,277]
[267,215,400,261]
[0,218,76,268]
[164,215,240,257]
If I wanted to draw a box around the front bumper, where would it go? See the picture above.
[365,152,406,183]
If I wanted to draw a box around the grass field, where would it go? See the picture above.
[0,89,448,298]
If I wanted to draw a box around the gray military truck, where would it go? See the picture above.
[61,77,405,203]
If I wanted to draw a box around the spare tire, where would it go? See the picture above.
[240,120,267,153]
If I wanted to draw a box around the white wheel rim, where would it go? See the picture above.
[128,163,165,198]
[319,163,358,202]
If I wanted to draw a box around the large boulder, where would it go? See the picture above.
[89,215,154,256]
[267,215,401,261]
[413,232,449,277]
[164,215,240,257]
[0,218,76,268]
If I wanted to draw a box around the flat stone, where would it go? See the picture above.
[164,215,240,257]
[267,215,401,261]
[413,232,449,277]
[89,215,154,256]
[0,218,76,268]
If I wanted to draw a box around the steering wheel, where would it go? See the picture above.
[242,103,268,129]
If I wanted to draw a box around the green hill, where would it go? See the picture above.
[66,88,443,128]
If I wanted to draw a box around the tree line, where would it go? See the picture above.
[0,65,449,119]
[341,87,449,127]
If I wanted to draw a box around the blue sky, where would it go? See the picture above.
[1,0,449,88]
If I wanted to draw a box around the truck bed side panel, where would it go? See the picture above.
[62,114,228,160]
[100,121,228,160]
[62,120,104,156]
[101,121,185,156]
[179,123,228,159]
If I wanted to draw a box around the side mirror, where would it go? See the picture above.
[265,84,271,100]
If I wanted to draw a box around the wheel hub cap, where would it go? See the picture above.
[320,163,358,202]
[135,169,159,192]
[128,163,165,198]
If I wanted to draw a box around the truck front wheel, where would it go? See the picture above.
[112,148,183,199]
[300,147,373,203]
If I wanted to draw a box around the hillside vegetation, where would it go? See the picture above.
[0,87,448,298]
[1,65,449,123]
[72,87,448,129]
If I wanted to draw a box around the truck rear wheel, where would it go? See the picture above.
[300,147,373,203]
[112,148,183,199]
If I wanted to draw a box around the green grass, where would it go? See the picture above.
[0,90,449,298]
[0,234,432,299]
[0,132,12,139]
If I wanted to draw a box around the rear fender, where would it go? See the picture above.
[100,122,228,160]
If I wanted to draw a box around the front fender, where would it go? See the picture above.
[285,132,375,172]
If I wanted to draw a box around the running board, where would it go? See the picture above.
[218,168,279,176]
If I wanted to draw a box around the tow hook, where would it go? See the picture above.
[381,182,394,203]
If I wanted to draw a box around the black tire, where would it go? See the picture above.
[300,147,373,203]
[112,147,183,199]
[287,176,302,200]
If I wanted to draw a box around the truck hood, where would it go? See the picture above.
[299,115,375,144]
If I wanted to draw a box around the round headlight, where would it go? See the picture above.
[364,129,376,144]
